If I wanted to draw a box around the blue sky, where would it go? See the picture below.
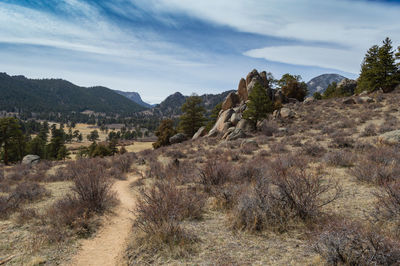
[0,0,399,103]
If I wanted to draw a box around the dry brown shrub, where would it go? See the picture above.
[301,142,326,158]
[71,160,117,213]
[43,195,99,241]
[373,181,400,230]
[199,159,231,193]
[0,194,20,219]
[314,221,400,265]
[16,208,39,224]
[324,150,355,167]
[131,180,203,259]
[361,124,377,137]
[11,182,50,203]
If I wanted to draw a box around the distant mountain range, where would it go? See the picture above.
[149,91,235,118]
[0,73,145,115]
[114,90,154,108]
[307,74,346,95]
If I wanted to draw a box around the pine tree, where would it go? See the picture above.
[0,118,25,164]
[153,119,177,149]
[358,38,399,93]
[178,95,206,137]
[243,82,274,126]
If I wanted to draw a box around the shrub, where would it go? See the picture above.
[374,181,400,226]
[112,153,136,174]
[43,195,97,241]
[0,194,20,219]
[314,221,400,265]
[134,181,204,246]
[269,156,342,220]
[301,142,326,157]
[324,150,355,167]
[361,124,377,137]
[11,182,50,202]
[199,159,231,193]
[16,208,39,224]
[231,179,292,232]
[70,160,117,213]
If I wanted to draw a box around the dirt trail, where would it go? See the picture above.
[67,175,137,266]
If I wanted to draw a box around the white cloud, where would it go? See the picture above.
[139,0,400,73]
[244,46,360,74]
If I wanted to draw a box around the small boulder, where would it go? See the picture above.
[192,126,207,140]
[222,92,240,111]
[22,155,40,166]
[169,133,187,144]
[378,130,400,145]
[359,96,374,103]
[226,128,246,141]
[279,108,295,119]
[303,97,315,104]
[342,98,356,105]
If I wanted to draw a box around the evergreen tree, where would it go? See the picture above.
[243,82,274,126]
[0,117,25,164]
[153,119,177,149]
[46,126,67,160]
[358,38,399,93]
[178,95,206,137]
[27,136,46,158]
[313,92,322,100]
[87,130,100,142]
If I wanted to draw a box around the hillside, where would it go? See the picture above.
[307,73,346,95]
[114,90,154,108]
[151,90,235,117]
[0,73,146,115]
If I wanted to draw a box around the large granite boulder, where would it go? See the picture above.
[212,109,234,132]
[222,92,240,111]
[238,78,248,102]
[230,113,241,126]
[169,133,187,144]
[22,155,40,166]
[192,126,207,140]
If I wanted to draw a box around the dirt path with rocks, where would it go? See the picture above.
[66,175,137,266]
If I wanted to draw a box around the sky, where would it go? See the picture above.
[0,0,399,103]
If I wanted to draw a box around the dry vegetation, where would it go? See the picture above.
[125,90,400,265]
[0,153,139,265]
[3,90,400,265]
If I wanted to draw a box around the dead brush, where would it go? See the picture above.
[373,181,400,232]
[231,155,342,232]
[71,160,117,213]
[11,182,50,203]
[323,150,355,167]
[314,221,400,265]
[360,124,377,137]
[131,180,204,260]
[198,159,231,193]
